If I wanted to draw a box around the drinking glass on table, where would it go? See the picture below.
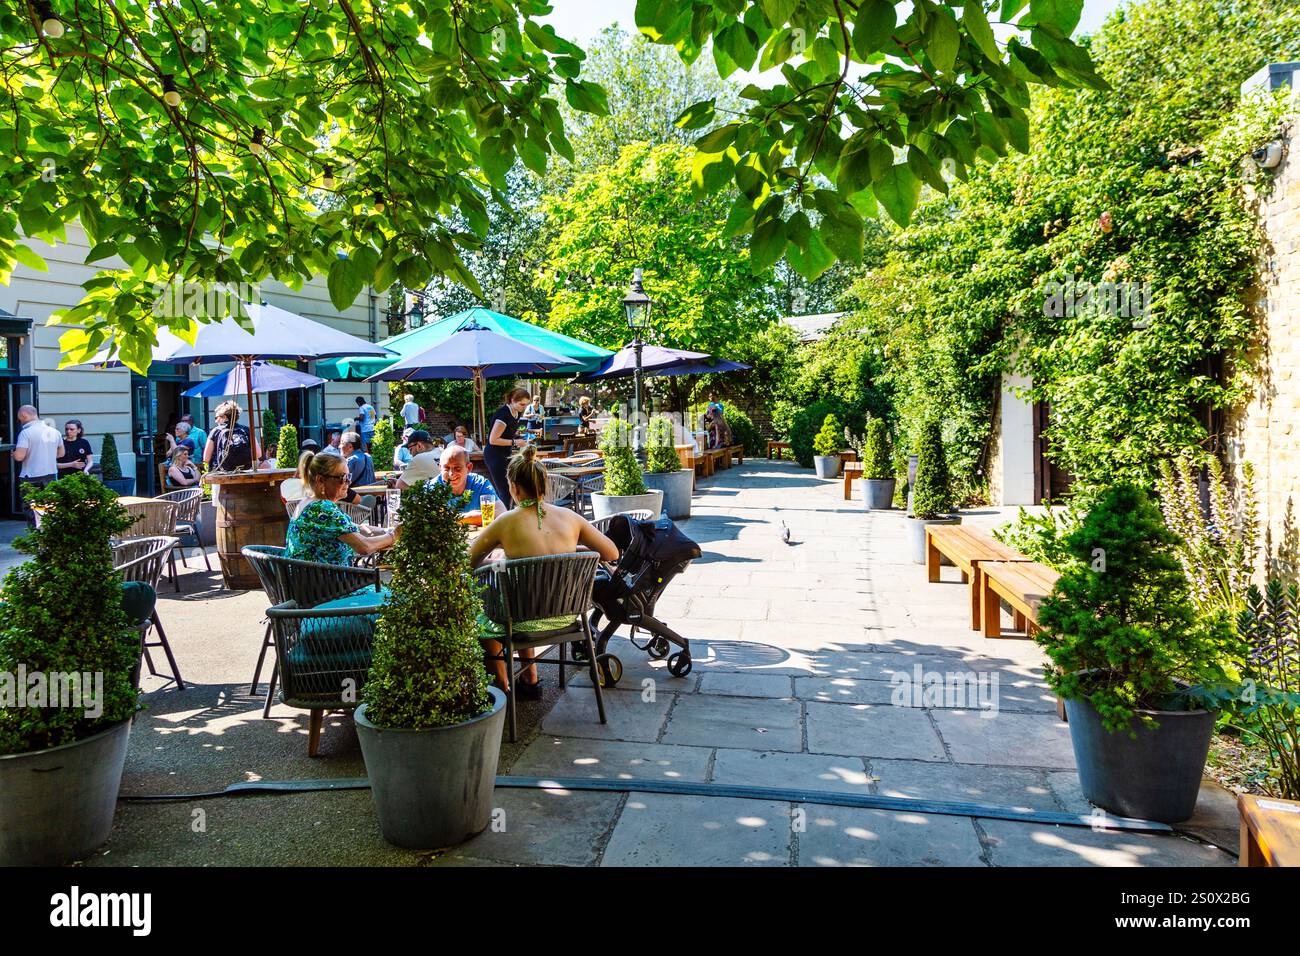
[480,493,497,525]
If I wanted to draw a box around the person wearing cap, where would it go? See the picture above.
[56,419,94,474]
[394,427,416,470]
[395,430,441,489]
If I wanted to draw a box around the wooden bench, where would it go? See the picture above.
[837,449,857,477]
[766,440,792,460]
[675,445,698,490]
[694,450,714,479]
[842,461,863,500]
[978,560,1061,639]
[707,448,729,471]
[1238,794,1300,867]
[925,525,1034,631]
[725,444,745,466]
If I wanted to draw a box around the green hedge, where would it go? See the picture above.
[791,398,864,468]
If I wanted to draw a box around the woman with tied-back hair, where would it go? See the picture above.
[469,443,618,698]
[285,449,396,566]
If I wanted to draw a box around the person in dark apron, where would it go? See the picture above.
[483,387,532,508]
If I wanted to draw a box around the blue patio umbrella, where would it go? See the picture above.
[182,361,326,398]
[573,344,751,382]
[365,320,570,441]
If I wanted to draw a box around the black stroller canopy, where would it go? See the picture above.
[605,514,702,567]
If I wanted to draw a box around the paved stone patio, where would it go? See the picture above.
[9,459,1233,866]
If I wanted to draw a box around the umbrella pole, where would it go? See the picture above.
[244,358,261,464]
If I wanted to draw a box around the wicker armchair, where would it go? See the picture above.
[119,498,182,592]
[113,535,184,688]
[576,473,605,518]
[475,551,603,742]
[154,488,212,578]
[544,472,580,509]
[266,600,379,756]
[241,545,381,718]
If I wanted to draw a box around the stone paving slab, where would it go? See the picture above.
[804,701,948,761]
[712,749,873,795]
[662,694,804,752]
[510,737,713,783]
[870,758,1061,812]
[798,806,988,867]
[794,675,899,705]
[930,709,1076,769]
[696,672,795,698]
[600,793,792,866]
[540,687,674,743]
[977,819,1233,867]
[435,789,625,867]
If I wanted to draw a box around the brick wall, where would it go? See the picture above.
[1224,114,1300,567]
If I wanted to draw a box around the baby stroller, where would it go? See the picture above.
[576,513,701,687]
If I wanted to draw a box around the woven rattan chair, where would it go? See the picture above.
[120,498,182,592]
[576,473,605,518]
[154,488,212,578]
[113,535,184,688]
[589,510,654,537]
[342,499,374,524]
[241,545,381,718]
[475,551,603,743]
[543,472,580,509]
[266,600,378,756]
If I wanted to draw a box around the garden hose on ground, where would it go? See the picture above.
[119,774,1174,834]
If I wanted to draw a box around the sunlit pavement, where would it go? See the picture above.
[61,461,1231,867]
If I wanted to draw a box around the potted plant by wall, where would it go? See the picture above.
[862,418,896,510]
[591,418,663,520]
[1035,484,1229,823]
[354,479,507,849]
[642,415,692,520]
[906,417,960,563]
[812,413,842,479]
[370,418,396,474]
[98,432,134,497]
[0,473,140,865]
[275,423,299,470]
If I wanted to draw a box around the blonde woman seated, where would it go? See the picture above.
[167,445,201,488]
[469,444,618,698]
[285,450,395,566]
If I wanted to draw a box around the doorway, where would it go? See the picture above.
[131,366,191,497]
[2,376,38,517]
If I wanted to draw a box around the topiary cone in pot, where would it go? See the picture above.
[1035,484,1229,823]
[862,418,896,510]
[907,417,959,563]
[643,415,692,519]
[812,413,842,479]
[354,479,506,849]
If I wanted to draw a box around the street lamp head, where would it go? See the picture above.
[623,267,652,332]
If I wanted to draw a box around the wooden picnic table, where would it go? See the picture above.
[1238,794,1300,866]
[925,524,1034,630]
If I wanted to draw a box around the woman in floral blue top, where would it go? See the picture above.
[285,450,396,565]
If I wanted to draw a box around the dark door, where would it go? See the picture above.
[1032,401,1073,504]
[2,376,38,516]
[130,376,156,495]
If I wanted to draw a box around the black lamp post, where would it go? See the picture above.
[623,268,653,462]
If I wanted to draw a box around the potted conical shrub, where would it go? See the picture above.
[98,432,134,497]
[275,423,299,469]
[370,418,396,474]
[642,415,692,519]
[354,479,507,849]
[812,414,841,479]
[907,418,959,563]
[1035,484,1228,823]
[1,473,140,865]
[862,418,895,510]
[591,418,663,520]
[261,408,279,459]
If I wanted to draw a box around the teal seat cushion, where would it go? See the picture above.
[120,581,156,626]
[289,613,375,673]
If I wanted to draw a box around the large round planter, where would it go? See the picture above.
[355,687,507,850]
[0,718,132,866]
[864,478,896,510]
[907,515,960,564]
[813,455,838,479]
[1065,696,1215,823]
[591,489,664,521]
[198,499,217,547]
[103,477,135,497]
[643,469,692,520]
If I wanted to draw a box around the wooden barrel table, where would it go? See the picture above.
[203,469,297,590]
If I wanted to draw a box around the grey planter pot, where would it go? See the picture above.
[1065,696,1215,823]
[591,489,664,521]
[864,478,896,510]
[907,515,960,564]
[354,688,507,850]
[813,455,838,478]
[0,718,132,866]
[198,500,217,547]
[643,469,692,520]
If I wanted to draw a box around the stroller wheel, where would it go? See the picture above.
[596,654,623,688]
[647,636,671,660]
[667,652,692,678]
[570,640,589,663]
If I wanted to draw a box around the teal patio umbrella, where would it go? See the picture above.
[316,307,612,381]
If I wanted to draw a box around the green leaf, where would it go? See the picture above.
[836,133,875,195]
[695,123,740,153]
[564,79,610,116]
[759,0,798,26]
[675,100,717,131]
[787,230,836,281]
[963,0,1001,62]
[820,208,864,263]
[11,244,47,272]
[852,0,896,60]
[749,216,787,273]
[873,163,921,226]
[1029,0,1084,34]
[327,255,364,312]
[925,8,960,73]
[714,23,759,76]
[907,145,948,193]
[868,140,895,181]
[479,135,513,188]
[1001,0,1031,18]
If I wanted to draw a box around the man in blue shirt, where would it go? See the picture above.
[432,443,494,512]
[354,395,377,451]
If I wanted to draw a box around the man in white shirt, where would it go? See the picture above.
[395,430,442,489]
[399,393,422,427]
[14,405,64,525]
